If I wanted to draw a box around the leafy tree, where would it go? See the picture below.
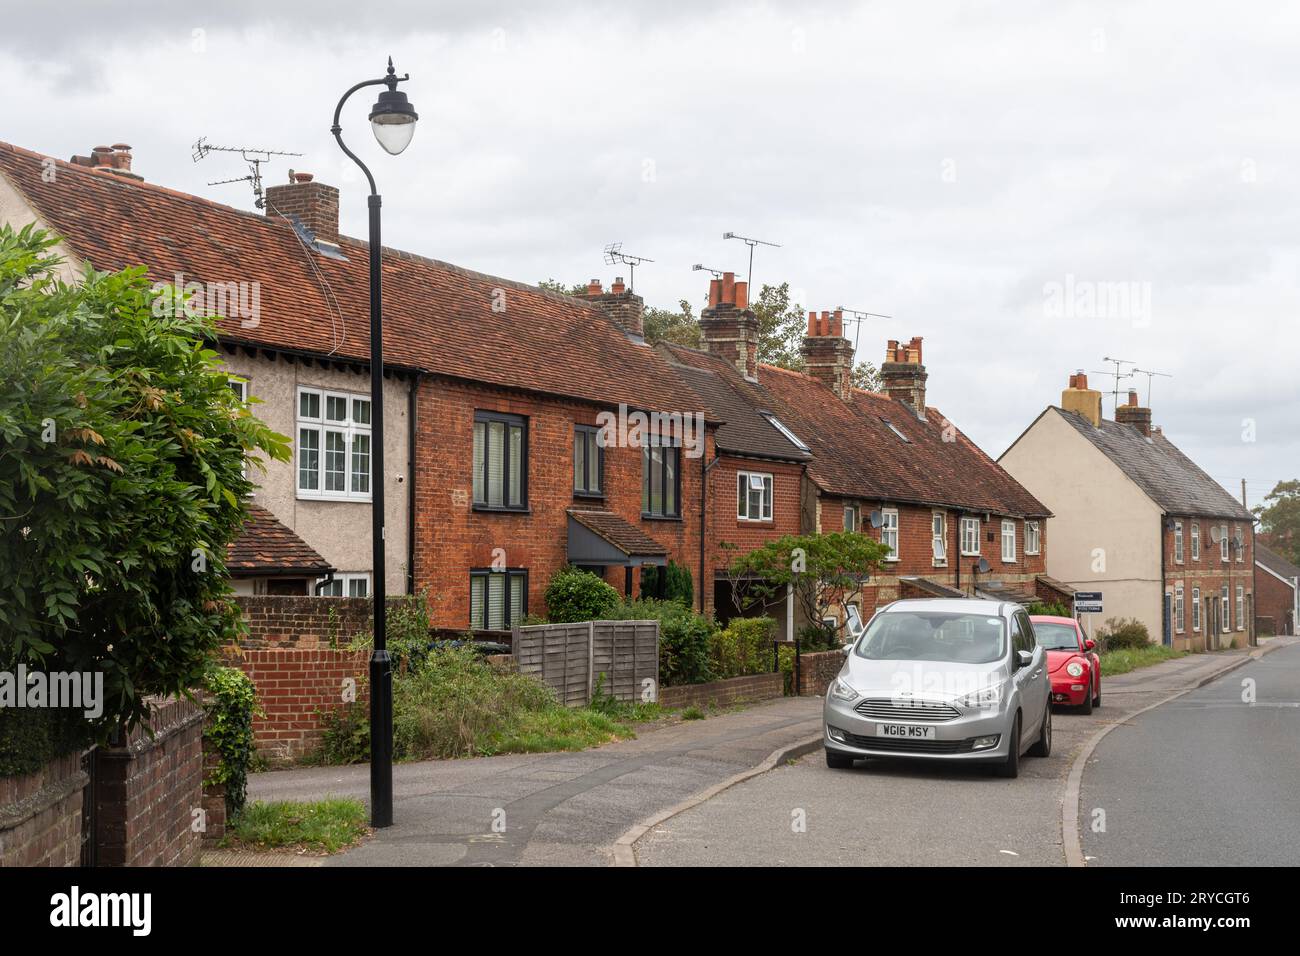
[544,565,620,622]
[644,299,701,348]
[726,532,891,642]
[640,558,694,607]
[852,360,883,391]
[1254,480,1300,565]
[750,282,807,370]
[537,278,588,297]
[0,224,290,732]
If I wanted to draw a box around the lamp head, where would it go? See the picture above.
[369,57,418,155]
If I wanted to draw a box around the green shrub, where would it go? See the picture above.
[607,598,715,686]
[798,622,838,651]
[640,559,694,607]
[1097,617,1151,652]
[1026,600,1071,617]
[544,566,621,623]
[347,592,432,667]
[711,617,778,679]
[317,703,370,765]
[202,666,259,816]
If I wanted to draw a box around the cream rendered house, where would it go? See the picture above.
[1000,373,1254,649]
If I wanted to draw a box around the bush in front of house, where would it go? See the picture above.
[202,665,259,817]
[1026,600,1071,617]
[544,566,621,623]
[606,598,716,686]
[640,559,695,608]
[711,617,778,679]
[0,225,290,736]
[1097,617,1151,652]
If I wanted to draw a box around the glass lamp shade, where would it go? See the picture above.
[369,88,418,155]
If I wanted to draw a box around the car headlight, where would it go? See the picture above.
[829,677,859,702]
[958,684,1003,709]
[1066,660,1085,678]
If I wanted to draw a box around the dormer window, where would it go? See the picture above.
[762,413,809,452]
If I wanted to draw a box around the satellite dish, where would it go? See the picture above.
[869,510,883,529]
[976,557,991,574]
[1209,526,1221,543]
[1234,528,1245,547]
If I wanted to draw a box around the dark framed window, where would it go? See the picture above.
[642,444,680,518]
[473,411,527,510]
[574,425,604,496]
[469,569,527,630]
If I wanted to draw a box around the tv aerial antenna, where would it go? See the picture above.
[192,137,303,209]
[836,307,893,358]
[723,231,781,288]
[1094,356,1136,410]
[691,263,731,279]
[602,242,654,292]
[1131,367,1173,407]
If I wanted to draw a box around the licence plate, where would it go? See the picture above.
[877,723,936,739]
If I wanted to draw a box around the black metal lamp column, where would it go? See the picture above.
[331,57,418,828]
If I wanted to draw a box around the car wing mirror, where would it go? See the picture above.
[1084,638,1096,651]
[1016,649,1034,669]
[840,643,853,657]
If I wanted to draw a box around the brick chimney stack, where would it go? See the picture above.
[880,336,928,417]
[265,170,340,244]
[1060,370,1103,427]
[800,310,855,399]
[699,271,760,381]
[585,276,645,341]
[68,143,143,181]
[1115,389,1153,437]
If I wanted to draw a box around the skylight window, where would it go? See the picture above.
[880,418,911,443]
[762,413,809,451]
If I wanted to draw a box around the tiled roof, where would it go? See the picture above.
[1256,543,1300,582]
[900,576,967,599]
[1053,408,1252,521]
[567,509,669,557]
[659,344,810,462]
[0,140,689,415]
[756,364,1051,517]
[226,505,334,576]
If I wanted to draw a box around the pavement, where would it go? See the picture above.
[205,694,822,867]
[1080,639,1300,866]
[634,637,1296,867]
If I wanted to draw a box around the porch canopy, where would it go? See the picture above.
[566,509,668,569]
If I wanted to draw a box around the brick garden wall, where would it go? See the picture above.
[0,751,86,867]
[659,672,784,709]
[95,696,205,867]
[796,649,845,697]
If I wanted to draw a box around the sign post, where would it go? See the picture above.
[1074,591,1103,639]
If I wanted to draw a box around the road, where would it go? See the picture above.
[1080,641,1300,866]
[636,641,1294,866]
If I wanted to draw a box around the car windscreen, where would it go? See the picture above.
[1033,621,1081,651]
[853,611,1006,664]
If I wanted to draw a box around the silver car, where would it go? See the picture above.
[823,598,1051,778]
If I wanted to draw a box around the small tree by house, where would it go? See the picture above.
[725,532,891,643]
[0,224,289,742]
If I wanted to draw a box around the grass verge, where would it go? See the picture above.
[1100,645,1187,676]
[222,798,369,854]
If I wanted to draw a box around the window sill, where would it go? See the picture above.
[472,505,532,515]
[738,518,775,526]
[960,551,981,558]
[297,493,373,503]
[642,513,683,522]
[573,491,605,501]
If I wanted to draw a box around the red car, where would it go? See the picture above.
[1029,615,1101,713]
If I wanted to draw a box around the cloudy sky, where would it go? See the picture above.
[3,0,1296,509]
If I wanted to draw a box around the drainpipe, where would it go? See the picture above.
[406,372,423,596]
[699,447,718,613]
[1160,514,1168,648]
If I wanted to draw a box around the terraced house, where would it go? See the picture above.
[0,140,710,628]
[1000,374,1256,650]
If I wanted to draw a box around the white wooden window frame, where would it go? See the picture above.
[316,572,371,598]
[1236,585,1245,629]
[1174,521,1184,563]
[1001,519,1016,563]
[881,508,899,561]
[960,516,981,556]
[1221,585,1230,629]
[1220,527,1229,562]
[1191,523,1200,561]
[1192,587,1201,631]
[1174,583,1184,633]
[736,471,774,521]
[1025,520,1041,555]
[931,511,947,565]
[297,386,372,502]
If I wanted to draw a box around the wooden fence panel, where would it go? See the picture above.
[513,620,658,706]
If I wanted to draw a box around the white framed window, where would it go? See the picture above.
[1234,525,1243,562]
[1221,585,1230,629]
[1174,583,1184,633]
[316,573,370,598]
[960,516,980,556]
[881,508,899,560]
[1025,520,1041,555]
[1191,523,1200,560]
[229,378,249,480]
[1174,521,1184,563]
[1192,587,1201,631]
[843,504,857,532]
[737,471,773,521]
[931,512,947,565]
[1236,586,1245,629]
[1001,519,1016,562]
[1220,526,1229,562]
[297,387,372,501]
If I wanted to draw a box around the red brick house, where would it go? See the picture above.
[1255,543,1299,636]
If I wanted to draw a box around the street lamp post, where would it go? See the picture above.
[331,57,418,829]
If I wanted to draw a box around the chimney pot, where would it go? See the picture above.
[1127,390,1139,406]
[293,171,314,183]
[735,280,748,309]
[586,279,603,296]
[708,278,723,308]
[611,276,626,294]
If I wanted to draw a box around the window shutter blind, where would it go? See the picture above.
[473,423,485,503]
[487,421,505,507]
[487,573,506,629]
[509,575,525,626]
